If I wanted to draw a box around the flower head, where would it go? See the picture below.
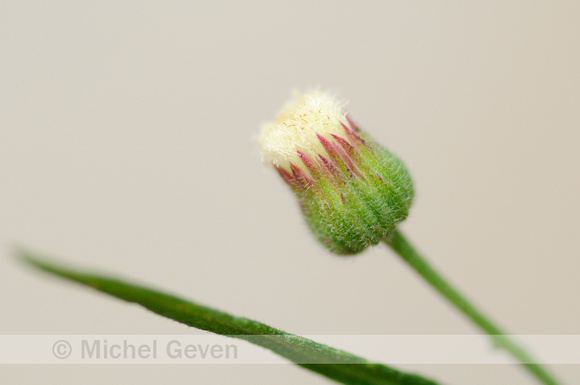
[258,90,414,255]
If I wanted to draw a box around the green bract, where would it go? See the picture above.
[259,91,414,255]
[278,121,413,254]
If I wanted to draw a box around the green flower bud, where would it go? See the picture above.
[258,91,414,255]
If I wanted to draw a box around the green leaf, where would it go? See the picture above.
[18,249,440,385]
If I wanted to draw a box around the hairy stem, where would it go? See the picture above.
[384,230,561,385]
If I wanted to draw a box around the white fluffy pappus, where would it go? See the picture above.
[258,91,351,173]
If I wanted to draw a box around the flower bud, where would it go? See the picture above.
[258,91,414,255]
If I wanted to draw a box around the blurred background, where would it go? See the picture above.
[1,1,579,384]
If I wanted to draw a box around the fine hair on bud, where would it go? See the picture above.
[259,90,414,255]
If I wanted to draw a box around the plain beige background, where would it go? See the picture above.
[1,1,579,384]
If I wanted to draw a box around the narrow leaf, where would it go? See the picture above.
[18,250,440,385]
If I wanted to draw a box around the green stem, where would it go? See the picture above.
[384,230,561,385]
